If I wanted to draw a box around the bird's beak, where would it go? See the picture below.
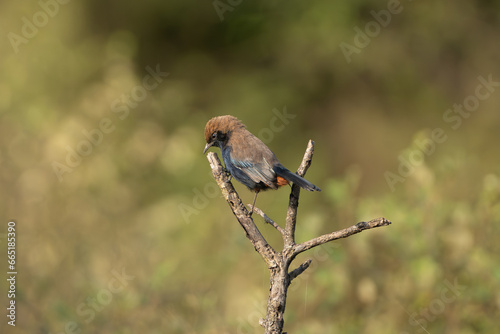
[203,142,214,154]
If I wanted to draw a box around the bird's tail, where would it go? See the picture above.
[273,165,321,192]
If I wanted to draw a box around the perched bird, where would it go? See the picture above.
[203,115,320,214]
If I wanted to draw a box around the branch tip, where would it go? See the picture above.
[289,258,313,281]
[249,205,286,236]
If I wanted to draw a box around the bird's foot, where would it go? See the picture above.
[223,168,232,180]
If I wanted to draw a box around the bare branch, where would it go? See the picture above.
[284,140,316,248]
[293,217,392,256]
[249,205,286,237]
[296,140,317,176]
[207,141,392,334]
[289,259,312,281]
[207,152,278,268]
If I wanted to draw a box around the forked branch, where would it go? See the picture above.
[207,140,391,334]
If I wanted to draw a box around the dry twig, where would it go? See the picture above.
[207,140,392,334]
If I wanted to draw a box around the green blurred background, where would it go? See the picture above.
[1,0,499,333]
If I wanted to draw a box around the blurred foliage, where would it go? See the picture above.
[1,0,500,333]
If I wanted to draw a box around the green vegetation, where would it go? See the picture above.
[0,0,499,333]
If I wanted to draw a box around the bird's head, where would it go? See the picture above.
[203,115,245,154]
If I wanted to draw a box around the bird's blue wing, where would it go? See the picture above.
[233,159,277,188]
[223,150,277,190]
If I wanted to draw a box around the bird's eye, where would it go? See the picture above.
[211,132,217,140]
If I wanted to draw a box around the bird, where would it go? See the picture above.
[203,115,320,215]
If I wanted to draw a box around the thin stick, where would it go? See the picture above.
[249,205,286,237]
[293,218,392,256]
[289,259,312,281]
[284,140,316,249]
